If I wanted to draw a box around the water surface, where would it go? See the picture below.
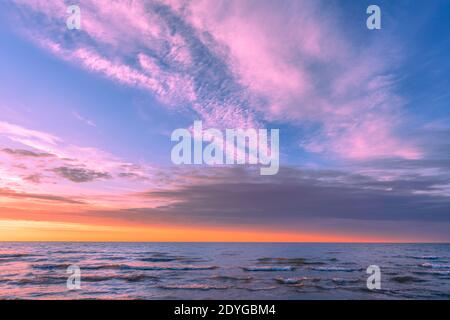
[0,242,449,299]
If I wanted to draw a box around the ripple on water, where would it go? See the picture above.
[243,266,295,272]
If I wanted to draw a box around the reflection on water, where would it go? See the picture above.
[0,242,449,299]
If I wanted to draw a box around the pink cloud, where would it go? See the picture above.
[37,38,197,107]
[10,0,422,160]
[13,0,66,17]
[0,120,163,208]
[138,53,197,105]
[168,0,346,111]
[303,115,422,160]
[163,0,419,160]
[0,121,60,145]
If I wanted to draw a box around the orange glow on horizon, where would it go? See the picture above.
[0,218,420,243]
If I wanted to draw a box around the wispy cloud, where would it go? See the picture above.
[0,120,159,207]
[53,166,111,183]
[1,148,55,158]
[8,0,422,160]
[0,187,85,204]
[72,111,96,127]
[0,120,60,145]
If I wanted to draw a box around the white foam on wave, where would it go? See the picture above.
[275,277,306,284]
[419,263,450,269]
[411,256,440,260]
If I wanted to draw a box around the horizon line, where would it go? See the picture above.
[1,241,449,244]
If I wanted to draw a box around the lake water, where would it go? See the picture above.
[0,242,449,299]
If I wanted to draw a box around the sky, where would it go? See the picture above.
[0,0,449,242]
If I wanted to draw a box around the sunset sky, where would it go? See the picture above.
[0,0,449,242]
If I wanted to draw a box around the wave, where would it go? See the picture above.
[6,273,159,285]
[390,276,427,284]
[419,263,450,269]
[210,275,253,282]
[275,277,304,285]
[96,256,125,261]
[0,258,20,263]
[240,286,278,291]
[275,276,322,288]
[32,263,127,270]
[121,274,159,282]
[49,250,102,255]
[32,263,71,270]
[121,264,218,271]
[140,257,179,262]
[411,256,440,260]
[243,266,295,272]
[50,250,85,254]
[414,270,450,276]
[32,263,218,271]
[312,266,361,272]
[0,253,36,258]
[221,252,239,256]
[257,257,325,266]
[158,283,229,290]
[331,278,360,284]
[83,274,159,283]
[2,243,449,299]
[9,275,67,285]
[140,254,206,263]
[138,251,170,256]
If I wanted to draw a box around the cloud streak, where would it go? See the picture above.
[0,187,85,204]
[7,0,422,160]
[53,166,112,183]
